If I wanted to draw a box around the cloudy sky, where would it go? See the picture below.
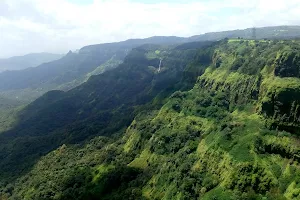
[0,0,299,58]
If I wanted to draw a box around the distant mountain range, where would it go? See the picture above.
[0,53,63,72]
[2,28,300,199]
[2,25,300,199]
[187,25,300,41]
[0,25,300,106]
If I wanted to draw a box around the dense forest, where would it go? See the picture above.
[1,27,300,199]
[0,26,299,108]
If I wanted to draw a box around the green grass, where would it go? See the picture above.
[128,149,152,169]
[4,38,300,200]
[123,129,141,153]
[92,164,115,183]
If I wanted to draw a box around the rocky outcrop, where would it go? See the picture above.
[274,51,300,77]
[261,87,300,134]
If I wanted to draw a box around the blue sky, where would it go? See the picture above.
[0,0,299,58]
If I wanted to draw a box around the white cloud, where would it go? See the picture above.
[0,0,299,58]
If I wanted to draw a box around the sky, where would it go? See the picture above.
[0,0,300,58]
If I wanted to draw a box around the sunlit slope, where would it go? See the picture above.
[2,39,300,199]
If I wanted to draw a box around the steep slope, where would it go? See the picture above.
[2,29,300,199]
[119,39,300,199]
[0,41,214,188]
[0,53,63,72]
[0,37,186,106]
[2,39,300,200]
[1,26,300,108]
[137,39,300,199]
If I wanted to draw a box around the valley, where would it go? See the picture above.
[1,26,300,199]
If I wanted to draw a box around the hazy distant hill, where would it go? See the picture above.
[2,37,300,199]
[0,36,185,104]
[2,25,300,199]
[0,53,63,72]
[0,26,300,107]
[188,25,300,41]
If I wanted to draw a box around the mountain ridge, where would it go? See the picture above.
[1,26,300,199]
[0,52,63,72]
[1,26,300,108]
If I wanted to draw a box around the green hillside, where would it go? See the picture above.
[2,37,300,199]
[1,26,300,110]
[0,36,186,108]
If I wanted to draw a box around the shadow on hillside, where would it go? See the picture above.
[0,41,214,188]
[59,165,147,200]
[0,61,169,185]
[0,102,137,185]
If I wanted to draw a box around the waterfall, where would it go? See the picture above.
[158,59,162,72]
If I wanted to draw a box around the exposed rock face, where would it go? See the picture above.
[197,43,300,135]
[275,51,300,78]
[259,51,300,133]
[261,87,300,134]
